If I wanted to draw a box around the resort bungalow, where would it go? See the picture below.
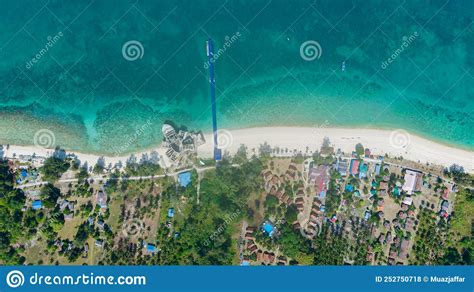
[349,159,360,176]
[59,200,74,212]
[374,164,381,175]
[97,220,105,230]
[320,205,326,213]
[364,210,371,221]
[442,188,450,200]
[245,232,255,241]
[358,163,368,179]
[364,148,371,158]
[248,244,258,254]
[440,200,449,211]
[292,221,301,229]
[336,158,349,176]
[402,169,423,195]
[439,200,450,218]
[246,226,256,233]
[402,197,413,206]
[399,238,410,260]
[96,189,108,209]
[379,182,388,195]
[262,170,273,181]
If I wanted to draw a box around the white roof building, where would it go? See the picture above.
[402,169,423,195]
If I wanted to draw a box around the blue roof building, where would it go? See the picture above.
[32,200,42,210]
[178,172,192,187]
[146,244,156,253]
[21,169,28,178]
[359,163,368,179]
[167,208,175,218]
[375,164,381,175]
[364,210,371,221]
[393,186,400,196]
[319,190,326,199]
[336,159,349,176]
[263,221,275,237]
[345,184,354,192]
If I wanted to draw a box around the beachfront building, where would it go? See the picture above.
[402,169,423,195]
[349,159,360,176]
[309,165,330,198]
[359,163,368,179]
[161,123,205,164]
[336,158,349,176]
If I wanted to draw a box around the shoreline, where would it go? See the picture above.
[3,127,473,173]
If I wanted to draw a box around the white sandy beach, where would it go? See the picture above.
[198,127,474,173]
[3,127,474,173]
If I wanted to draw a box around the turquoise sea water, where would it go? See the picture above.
[0,0,472,154]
